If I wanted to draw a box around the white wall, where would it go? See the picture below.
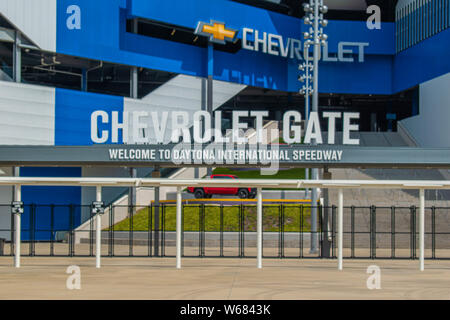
[124,74,246,144]
[0,81,55,145]
[400,72,450,148]
[0,0,57,52]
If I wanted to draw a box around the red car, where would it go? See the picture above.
[187,174,256,199]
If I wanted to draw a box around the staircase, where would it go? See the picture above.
[328,131,450,207]
[74,74,246,242]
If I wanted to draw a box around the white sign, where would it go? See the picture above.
[91,110,360,145]
[242,28,369,62]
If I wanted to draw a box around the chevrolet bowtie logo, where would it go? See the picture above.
[194,20,238,45]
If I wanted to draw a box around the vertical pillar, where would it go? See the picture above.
[419,189,425,271]
[322,168,332,257]
[130,18,139,98]
[129,18,138,216]
[200,77,207,179]
[130,66,138,98]
[128,168,137,218]
[96,186,102,268]
[152,167,160,256]
[310,170,319,253]
[206,43,213,177]
[176,186,182,269]
[14,185,21,268]
[13,31,21,83]
[338,188,343,270]
[309,0,322,255]
[81,68,87,91]
[303,42,311,200]
[257,187,263,269]
[305,168,309,198]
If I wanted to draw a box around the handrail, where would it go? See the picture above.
[0,177,450,190]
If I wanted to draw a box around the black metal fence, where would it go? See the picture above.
[1,203,450,259]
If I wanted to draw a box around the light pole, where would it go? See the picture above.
[298,41,313,199]
[300,0,328,254]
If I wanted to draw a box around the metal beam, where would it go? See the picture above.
[0,177,450,190]
[1,145,450,169]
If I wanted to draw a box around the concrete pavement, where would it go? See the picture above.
[1,257,450,299]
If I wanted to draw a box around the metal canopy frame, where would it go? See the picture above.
[0,145,450,168]
[3,176,450,271]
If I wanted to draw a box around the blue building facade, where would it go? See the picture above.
[0,0,449,239]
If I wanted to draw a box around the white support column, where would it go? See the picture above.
[176,186,182,269]
[419,188,425,271]
[338,188,343,271]
[14,185,21,268]
[96,186,102,269]
[257,187,263,269]
[13,31,21,83]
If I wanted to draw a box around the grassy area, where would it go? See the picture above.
[108,204,312,232]
[212,167,305,180]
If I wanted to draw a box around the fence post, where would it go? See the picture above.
[111,205,115,257]
[69,204,74,257]
[257,187,263,269]
[431,206,436,259]
[148,205,152,257]
[278,204,282,258]
[299,205,304,258]
[198,204,203,257]
[338,189,344,270]
[370,205,377,259]
[280,204,285,258]
[331,205,336,258]
[129,202,133,257]
[239,203,243,258]
[391,206,395,259]
[220,204,224,257]
[201,204,205,257]
[318,203,322,258]
[351,206,355,258]
[419,189,425,271]
[181,204,184,258]
[50,204,54,256]
[321,201,331,258]
[95,186,102,268]
[161,204,165,257]
[176,186,182,269]
[109,204,113,257]
[14,185,21,268]
[10,204,14,258]
[30,204,35,256]
[411,205,417,259]
[89,204,94,257]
